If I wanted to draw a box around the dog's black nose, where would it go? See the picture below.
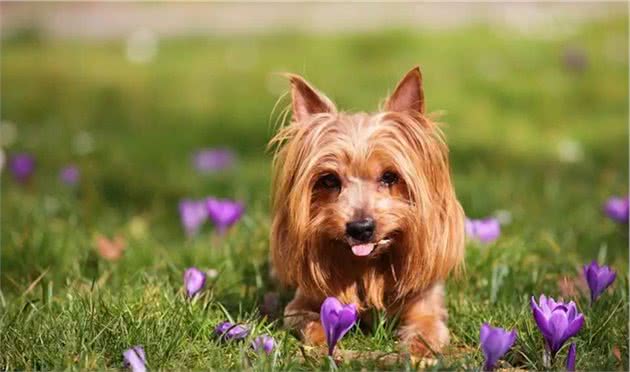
[346,218,375,242]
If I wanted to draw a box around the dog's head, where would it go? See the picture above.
[270,67,464,296]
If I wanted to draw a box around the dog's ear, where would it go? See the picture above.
[385,66,425,114]
[286,74,336,123]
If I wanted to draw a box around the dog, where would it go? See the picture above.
[268,67,464,355]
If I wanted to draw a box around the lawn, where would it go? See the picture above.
[1,17,628,370]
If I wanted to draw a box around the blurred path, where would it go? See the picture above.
[1,2,625,39]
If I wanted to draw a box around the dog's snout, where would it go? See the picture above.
[346,218,376,242]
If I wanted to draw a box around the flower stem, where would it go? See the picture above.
[326,355,338,371]
[543,348,552,369]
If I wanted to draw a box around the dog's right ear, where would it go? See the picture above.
[286,74,336,123]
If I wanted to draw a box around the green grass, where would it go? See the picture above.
[1,17,628,370]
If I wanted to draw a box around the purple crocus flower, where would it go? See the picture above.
[466,218,501,243]
[193,148,235,173]
[215,321,249,340]
[206,198,245,233]
[320,297,358,356]
[479,323,517,371]
[9,153,35,183]
[184,267,206,298]
[178,199,208,236]
[59,165,80,186]
[604,196,629,223]
[583,261,616,303]
[251,334,275,354]
[566,343,576,372]
[530,295,584,356]
[123,345,147,372]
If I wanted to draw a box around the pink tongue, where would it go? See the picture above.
[351,243,375,256]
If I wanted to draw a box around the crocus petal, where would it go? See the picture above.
[564,314,584,340]
[479,324,517,371]
[59,165,80,186]
[183,267,206,297]
[475,218,501,243]
[9,153,35,183]
[466,217,501,243]
[594,268,615,297]
[538,294,552,316]
[531,298,553,339]
[465,219,476,237]
[604,271,617,290]
[482,332,503,370]
[333,304,358,343]
[215,321,233,335]
[206,198,245,232]
[178,199,208,236]
[215,321,249,340]
[480,323,491,343]
[123,346,147,372]
[583,261,617,302]
[566,302,577,321]
[227,324,249,339]
[548,311,569,353]
[320,297,358,356]
[604,196,629,223]
[193,148,235,172]
[566,343,577,372]
[320,297,343,339]
[251,335,275,354]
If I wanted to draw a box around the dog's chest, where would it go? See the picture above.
[347,264,395,310]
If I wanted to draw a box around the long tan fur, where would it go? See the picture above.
[268,67,464,354]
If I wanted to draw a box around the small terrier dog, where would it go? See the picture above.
[269,67,464,355]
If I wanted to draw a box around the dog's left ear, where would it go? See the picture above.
[286,74,336,123]
[385,66,425,114]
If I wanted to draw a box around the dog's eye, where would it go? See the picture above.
[316,174,341,190]
[380,171,399,186]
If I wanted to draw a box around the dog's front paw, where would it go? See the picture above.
[303,321,327,345]
[400,318,449,357]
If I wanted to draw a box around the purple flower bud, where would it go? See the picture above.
[123,345,146,372]
[178,199,208,236]
[206,198,244,233]
[604,196,629,223]
[9,153,35,184]
[193,148,235,173]
[59,165,80,186]
[583,261,616,303]
[251,334,275,354]
[530,295,584,356]
[479,323,517,371]
[215,321,249,340]
[320,297,358,356]
[183,267,206,298]
[466,218,501,243]
[260,291,281,318]
[562,47,588,73]
[566,343,576,372]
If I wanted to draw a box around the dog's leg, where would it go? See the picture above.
[396,283,450,356]
[284,290,326,345]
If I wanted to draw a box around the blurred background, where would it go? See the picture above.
[1,1,627,293]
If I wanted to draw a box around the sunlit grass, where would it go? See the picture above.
[1,17,628,370]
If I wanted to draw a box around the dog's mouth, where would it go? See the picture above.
[347,237,393,257]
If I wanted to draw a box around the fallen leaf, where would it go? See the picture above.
[558,273,588,299]
[612,345,621,361]
[95,234,126,261]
